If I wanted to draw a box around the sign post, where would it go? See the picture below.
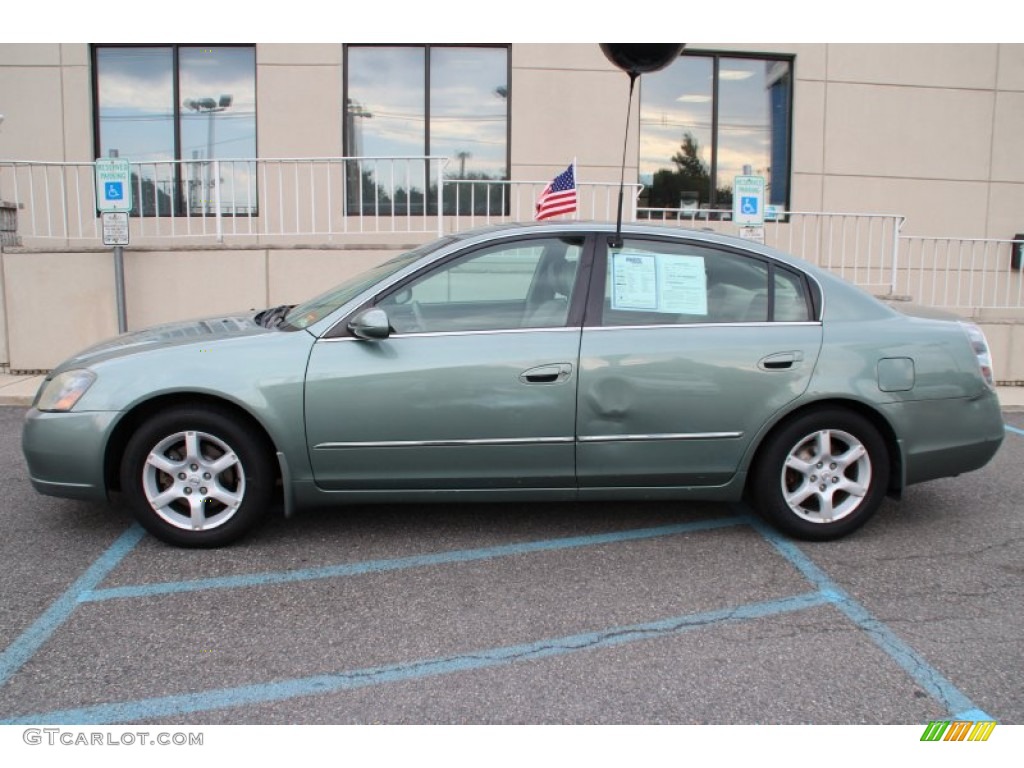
[733,174,766,244]
[95,159,132,333]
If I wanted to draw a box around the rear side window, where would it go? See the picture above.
[602,239,769,325]
[774,266,812,322]
[599,239,813,325]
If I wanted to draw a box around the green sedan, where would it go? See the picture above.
[22,223,1004,547]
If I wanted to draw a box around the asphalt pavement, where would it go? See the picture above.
[0,404,1021,726]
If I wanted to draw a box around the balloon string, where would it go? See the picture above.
[613,73,637,247]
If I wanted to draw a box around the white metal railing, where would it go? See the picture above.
[638,207,906,296]
[898,236,1024,310]
[445,178,643,230]
[5,158,1023,311]
[0,157,642,245]
[0,157,453,243]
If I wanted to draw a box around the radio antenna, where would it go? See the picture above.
[599,44,686,248]
[612,73,638,249]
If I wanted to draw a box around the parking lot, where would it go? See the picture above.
[0,404,1021,725]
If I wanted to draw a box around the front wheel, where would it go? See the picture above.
[120,405,275,547]
[750,408,890,541]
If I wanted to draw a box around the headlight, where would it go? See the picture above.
[959,322,995,390]
[35,370,97,412]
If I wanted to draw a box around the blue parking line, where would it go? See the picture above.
[80,516,747,603]
[0,524,145,688]
[1,504,999,722]
[739,509,993,722]
[2,591,828,725]
[1004,423,1024,437]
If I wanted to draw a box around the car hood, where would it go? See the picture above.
[57,313,270,371]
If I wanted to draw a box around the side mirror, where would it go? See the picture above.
[348,308,391,340]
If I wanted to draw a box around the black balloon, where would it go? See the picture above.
[599,44,685,76]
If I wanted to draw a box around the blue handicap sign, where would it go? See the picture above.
[741,196,759,216]
[105,181,124,200]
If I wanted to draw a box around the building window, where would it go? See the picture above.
[92,45,257,216]
[639,52,792,214]
[344,44,509,215]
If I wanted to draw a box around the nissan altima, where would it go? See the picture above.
[22,223,1004,546]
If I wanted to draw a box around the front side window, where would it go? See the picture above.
[344,45,509,215]
[601,239,813,326]
[377,237,582,333]
[93,45,257,216]
[639,52,792,214]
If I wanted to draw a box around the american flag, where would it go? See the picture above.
[534,162,577,220]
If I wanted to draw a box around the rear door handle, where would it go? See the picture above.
[520,363,573,384]
[758,351,804,371]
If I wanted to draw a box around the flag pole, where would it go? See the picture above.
[572,156,577,219]
[612,72,638,248]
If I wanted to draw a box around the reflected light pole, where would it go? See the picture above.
[183,95,232,214]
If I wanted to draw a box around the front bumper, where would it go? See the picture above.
[22,408,120,501]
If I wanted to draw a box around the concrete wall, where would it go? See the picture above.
[1,246,400,370]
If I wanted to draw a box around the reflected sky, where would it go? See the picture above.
[639,53,791,206]
[95,46,257,214]
[347,46,508,180]
[96,47,175,162]
[97,46,256,162]
[179,47,256,161]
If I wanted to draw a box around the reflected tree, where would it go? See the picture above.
[128,172,174,217]
[646,132,732,211]
[346,166,508,217]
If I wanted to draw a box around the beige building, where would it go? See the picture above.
[1,43,1022,375]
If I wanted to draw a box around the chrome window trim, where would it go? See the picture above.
[318,326,583,342]
[314,436,575,450]
[310,227,827,338]
[585,321,822,333]
[578,432,743,443]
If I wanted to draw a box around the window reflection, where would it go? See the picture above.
[94,45,257,217]
[639,56,713,211]
[96,47,175,216]
[640,53,791,215]
[431,47,508,181]
[346,47,425,158]
[96,47,175,163]
[345,45,509,216]
[179,46,257,215]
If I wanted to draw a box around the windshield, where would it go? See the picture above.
[280,237,457,330]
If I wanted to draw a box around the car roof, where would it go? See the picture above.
[444,220,820,274]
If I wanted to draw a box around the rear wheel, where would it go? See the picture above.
[120,405,274,547]
[751,408,889,540]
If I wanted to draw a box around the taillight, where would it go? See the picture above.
[960,322,995,389]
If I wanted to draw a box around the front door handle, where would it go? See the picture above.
[758,351,804,371]
[520,363,573,384]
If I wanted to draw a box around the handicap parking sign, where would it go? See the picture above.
[733,175,765,226]
[95,158,133,212]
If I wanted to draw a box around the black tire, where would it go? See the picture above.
[750,408,890,541]
[119,404,275,547]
